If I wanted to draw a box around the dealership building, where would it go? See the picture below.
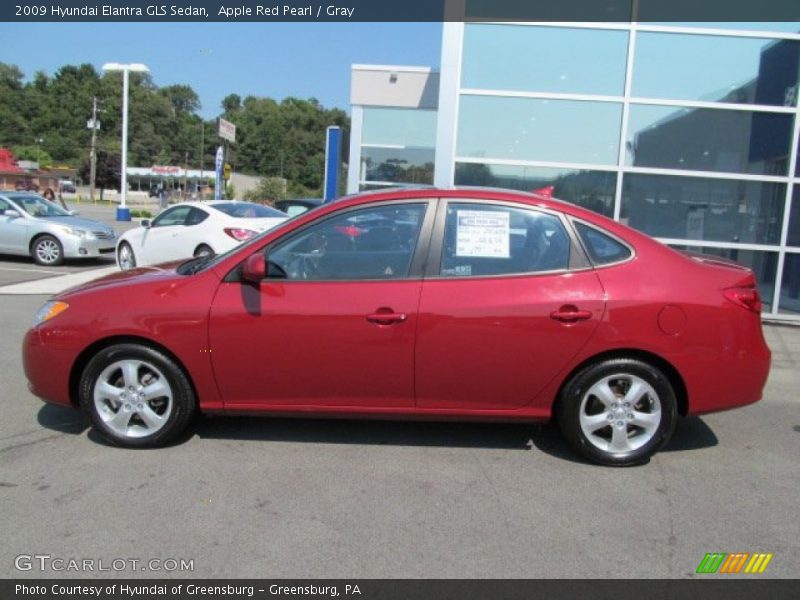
[348,20,800,321]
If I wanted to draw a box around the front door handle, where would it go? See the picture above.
[550,305,593,323]
[366,308,407,325]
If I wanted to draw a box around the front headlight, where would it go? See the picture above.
[58,226,88,238]
[33,301,69,326]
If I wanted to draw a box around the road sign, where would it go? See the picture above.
[218,118,236,143]
[223,163,232,181]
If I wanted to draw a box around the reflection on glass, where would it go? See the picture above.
[462,24,629,96]
[362,108,437,147]
[626,104,793,175]
[621,174,785,244]
[789,185,800,247]
[361,147,435,184]
[668,245,777,311]
[779,253,800,314]
[633,33,800,106]
[458,96,622,165]
[455,162,616,216]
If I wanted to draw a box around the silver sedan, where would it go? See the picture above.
[0,192,117,266]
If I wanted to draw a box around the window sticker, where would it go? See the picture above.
[455,210,510,258]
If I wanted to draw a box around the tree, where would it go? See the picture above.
[221,93,241,113]
[78,150,120,200]
[11,145,53,167]
[243,177,287,203]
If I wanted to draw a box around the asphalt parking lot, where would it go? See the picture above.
[0,224,798,578]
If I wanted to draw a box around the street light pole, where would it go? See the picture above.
[102,62,149,221]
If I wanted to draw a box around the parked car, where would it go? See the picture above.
[0,191,116,265]
[59,180,76,194]
[14,181,39,192]
[23,188,771,465]
[115,201,287,270]
[274,198,324,217]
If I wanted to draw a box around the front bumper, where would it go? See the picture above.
[61,235,117,259]
[23,327,77,407]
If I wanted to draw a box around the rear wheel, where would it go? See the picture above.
[556,358,677,466]
[32,235,64,266]
[117,242,136,270]
[79,344,196,448]
[194,244,214,258]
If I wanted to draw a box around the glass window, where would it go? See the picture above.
[268,204,427,281]
[440,203,569,277]
[455,163,616,217]
[669,245,778,311]
[361,147,435,184]
[13,195,69,217]
[462,24,629,96]
[458,96,622,165]
[186,208,209,226]
[0,198,11,213]
[621,174,786,245]
[778,252,800,315]
[152,206,191,227]
[210,202,285,219]
[789,185,800,247]
[575,222,632,264]
[362,108,437,147]
[626,104,794,175]
[633,33,800,106]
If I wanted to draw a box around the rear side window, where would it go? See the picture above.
[575,222,632,265]
[441,203,570,277]
[211,202,285,219]
[186,208,209,226]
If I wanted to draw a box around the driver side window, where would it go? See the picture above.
[268,203,427,281]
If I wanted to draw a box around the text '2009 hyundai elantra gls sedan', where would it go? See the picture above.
[23,188,771,465]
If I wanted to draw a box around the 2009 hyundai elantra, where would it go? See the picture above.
[23,188,771,465]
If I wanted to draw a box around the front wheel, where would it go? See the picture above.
[32,235,64,266]
[556,358,677,466]
[79,344,196,448]
[117,242,136,270]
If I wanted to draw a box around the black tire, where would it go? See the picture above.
[194,244,214,258]
[78,343,196,448]
[117,242,136,270]
[32,234,64,266]
[556,358,677,466]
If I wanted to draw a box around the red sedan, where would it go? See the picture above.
[23,188,771,465]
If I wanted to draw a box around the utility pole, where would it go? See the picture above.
[89,97,99,202]
[183,151,189,199]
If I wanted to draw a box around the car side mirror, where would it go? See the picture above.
[242,254,266,283]
[4,209,21,218]
[141,219,151,228]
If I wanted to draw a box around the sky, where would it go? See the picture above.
[1,22,442,117]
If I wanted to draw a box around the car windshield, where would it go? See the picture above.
[14,195,71,217]
[209,202,285,219]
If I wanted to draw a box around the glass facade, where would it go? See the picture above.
[447,21,800,321]
[357,107,437,189]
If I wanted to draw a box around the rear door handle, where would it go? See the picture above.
[550,305,593,323]
[366,309,407,325]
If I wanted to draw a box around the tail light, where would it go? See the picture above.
[224,228,258,241]
[723,285,762,314]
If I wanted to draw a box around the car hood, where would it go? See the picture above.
[58,260,186,298]
[37,215,115,234]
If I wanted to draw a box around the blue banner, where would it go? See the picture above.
[323,126,341,202]
[214,146,224,200]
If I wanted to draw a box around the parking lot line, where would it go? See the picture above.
[0,266,118,295]
[0,266,63,275]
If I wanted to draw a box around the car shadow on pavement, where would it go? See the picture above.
[194,416,537,450]
[36,404,90,435]
[530,416,719,465]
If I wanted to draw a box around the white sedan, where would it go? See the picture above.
[116,201,287,270]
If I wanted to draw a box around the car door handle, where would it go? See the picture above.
[366,310,407,325]
[550,305,593,322]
